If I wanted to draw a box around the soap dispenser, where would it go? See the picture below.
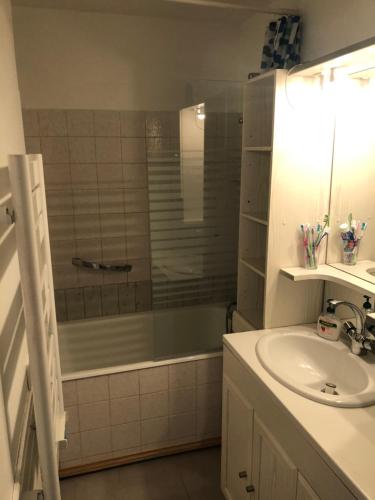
[317,300,342,341]
[362,295,373,316]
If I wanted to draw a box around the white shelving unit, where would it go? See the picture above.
[236,70,334,330]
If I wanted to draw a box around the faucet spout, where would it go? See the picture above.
[327,299,365,354]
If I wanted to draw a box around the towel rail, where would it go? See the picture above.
[72,257,132,273]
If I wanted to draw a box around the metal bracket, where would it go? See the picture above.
[6,207,16,223]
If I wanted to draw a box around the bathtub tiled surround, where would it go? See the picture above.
[23,108,155,321]
[59,356,222,469]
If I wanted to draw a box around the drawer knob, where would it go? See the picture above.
[246,485,255,493]
[239,471,247,478]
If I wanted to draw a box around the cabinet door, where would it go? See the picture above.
[252,416,298,500]
[296,473,320,500]
[222,378,254,500]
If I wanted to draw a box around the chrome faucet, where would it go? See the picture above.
[328,299,368,355]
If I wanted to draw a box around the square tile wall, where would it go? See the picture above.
[23,108,241,318]
[23,108,155,321]
[60,356,222,469]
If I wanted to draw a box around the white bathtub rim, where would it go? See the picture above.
[62,349,223,381]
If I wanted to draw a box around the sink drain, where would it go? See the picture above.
[321,382,339,395]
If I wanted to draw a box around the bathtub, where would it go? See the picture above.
[58,303,226,473]
[58,302,226,378]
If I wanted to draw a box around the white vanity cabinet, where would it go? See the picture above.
[221,345,357,500]
[221,380,254,500]
[252,416,298,500]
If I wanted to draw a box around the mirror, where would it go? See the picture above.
[327,74,375,285]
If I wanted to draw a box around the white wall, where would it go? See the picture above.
[301,0,375,61]
[0,0,27,498]
[12,6,273,110]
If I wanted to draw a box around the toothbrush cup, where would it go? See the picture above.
[342,239,360,265]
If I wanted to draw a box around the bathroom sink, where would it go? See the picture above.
[256,330,375,407]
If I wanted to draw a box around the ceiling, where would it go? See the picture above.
[11,0,300,21]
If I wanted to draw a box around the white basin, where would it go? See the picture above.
[256,330,375,407]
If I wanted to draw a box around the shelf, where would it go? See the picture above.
[240,213,268,226]
[240,258,265,278]
[280,264,375,295]
[237,264,265,330]
[244,146,272,152]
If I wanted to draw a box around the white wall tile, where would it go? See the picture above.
[49,215,75,242]
[83,286,102,318]
[63,380,78,407]
[76,237,101,260]
[44,164,71,188]
[139,366,168,394]
[94,110,120,137]
[69,137,96,163]
[100,213,126,238]
[73,190,99,215]
[110,396,140,425]
[169,387,196,415]
[82,452,113,465]
[74,214,101,239]
[125,212,149,236]
[135,281,151,312]
[120,111,145,137]
[197,382,222,410]
[111,422,141,451]
[169,412,196,440]
[78,267,103,287]
[60,432,81,462]
[121,138,146,163]
[77,375,109,404]
[25,137,41,154]
[39,110,67,136]
[118,283,136,313]
[65,287,84,320]
[41,137,69,163]
[169,362,196,389]
[71,164,97,188]
[102,237,126,261]
[196,357,222,385]
[98,189,124,214]
[53,263,79,290]
[109,370,139,399]
[123,164,148,189]
[126,235,150,259]
[97,164,123,188]
[81,427,111,457]
[55,289,67,321]
[46,191,73,216]
[141,416,168,445]
[101,284,119,316]
[140,391,168,420]
[112,446,141,459]
[67,110,94,136]
[79,400,110,431]
[96,137,122,163]
[65,405,79,434]
[50,239,74,265]
[127,259,151,283]
[23,109,40,136]
[197,406,221,439]
[124,188,149,213]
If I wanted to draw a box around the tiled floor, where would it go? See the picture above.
[60,446,225,500]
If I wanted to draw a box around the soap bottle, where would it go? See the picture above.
[362,295,373,316]
[317,301,342,341]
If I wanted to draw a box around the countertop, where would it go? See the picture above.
[223,325,375,500]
